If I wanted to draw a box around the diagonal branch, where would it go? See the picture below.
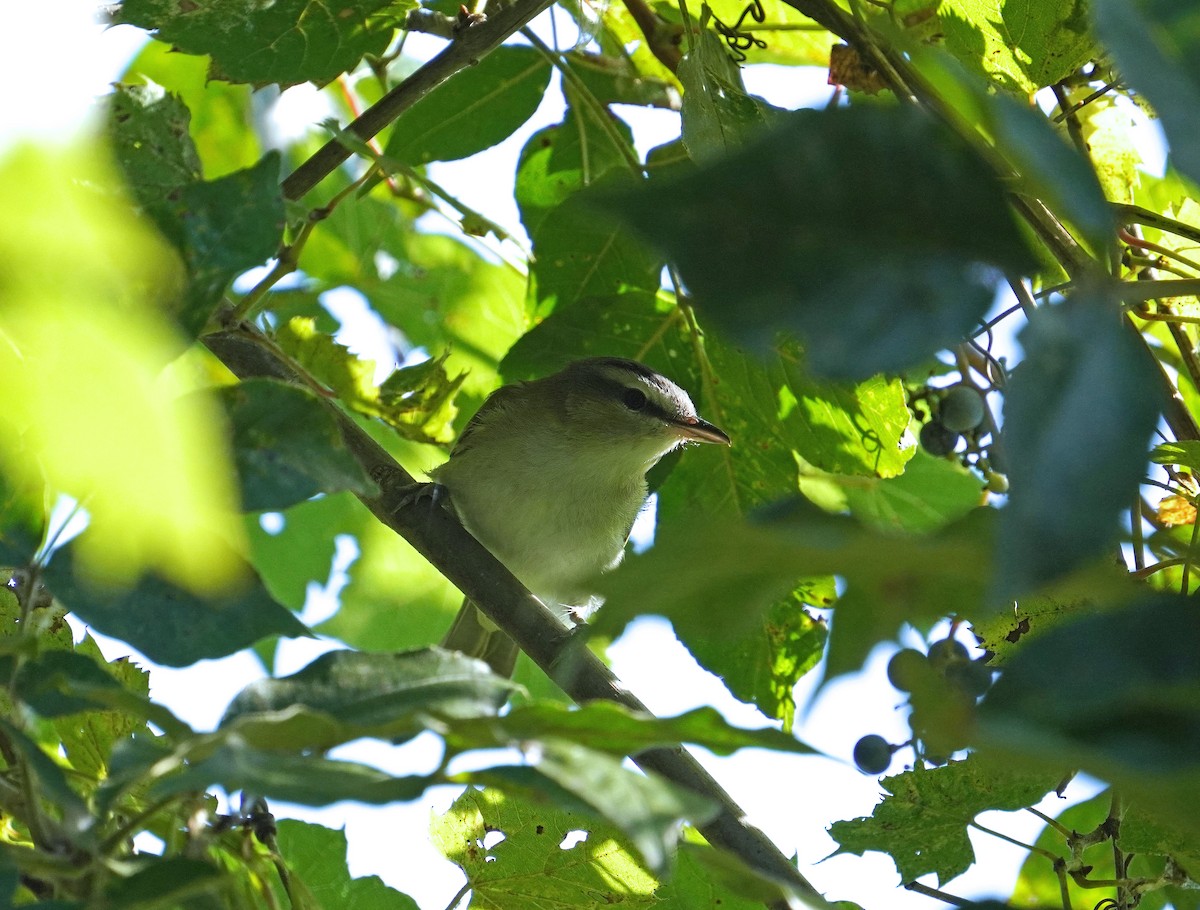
[281,0,558,201]
[202,322,826,909]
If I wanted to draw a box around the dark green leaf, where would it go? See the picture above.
[275,820,419,910]
[107,84,284,333]
[220,648,516,750]
[103,857,224,907]
[440,701,817,757]
[564,49,678,109]
[996,295,1163,598]
[116,0,399,88]
[384,47,553,165]
[596,502,994,683]
[1092,0,1200,187]
[155,738,437,805]
[0,469,44,566]
[0,718,90,825]
[979,594,1200,835]
[829,758,1062,885]
[44,545,310,667]
[219,379,376,511]
[598,106,1036,378]
[15,649,188,738]
[679,26,784,161]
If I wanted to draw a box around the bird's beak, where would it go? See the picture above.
[672,416,731,445]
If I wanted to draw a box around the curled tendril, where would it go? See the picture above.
[710,0,767,62]
[1094,901,1120,910]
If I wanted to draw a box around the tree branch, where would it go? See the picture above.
[281,0,558,201]
[202,322,825,909]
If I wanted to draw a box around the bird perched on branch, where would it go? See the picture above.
[433,357,729,676]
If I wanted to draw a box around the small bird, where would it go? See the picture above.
[432,357,730,676]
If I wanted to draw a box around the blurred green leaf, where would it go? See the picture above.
[597,502,994,683]
[44,544,310,667]
[102,857,224,907]
[116,0,401,88]
[1092,0,1200,187]
[246,490,366,611]
[275,820,419,910]
[218,379,377,511]
[997,295,1163,599]
[385,46,553,165]
[979,594,1200,836]
[829,758,1062,886]
[0,144,244,593]
[122,40,261,178]
[439,701,818,757]
[220,648,517,750]
[155,738,436,805]
[599,106,1036,378]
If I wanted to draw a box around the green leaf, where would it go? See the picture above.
[529,179,666,316]
[439,701,817,758]
[107,83,284,333]
[598,106,1036,378]
[940,0,1095,93]
[658,0,837,67]
[220,648,517,750]
[678,26,785,161]
[828,758,1062,886]
[122,40,261,179]
[153,738,436,805]
[798,449,983,535]
[384,47,553,165]
[432,786,659,906]
[44,544,310,667]
[502,291,691,380]
[996,295,1163,599]
[218,379,377,512]
[1151,439,1200,472]
[0,470,45,566]
[115,0,400,88]
[1092,0,1200,187]
[471,741,718,873]
[979,594,1200,836]
[276,319,466,442]
[15,649,187,739]
[515,107,636,237]
[275,820,419,910]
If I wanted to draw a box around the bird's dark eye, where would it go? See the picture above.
[621,388,648,411]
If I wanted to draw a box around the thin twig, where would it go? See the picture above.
[281,0,558,200]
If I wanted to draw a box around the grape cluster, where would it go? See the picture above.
[852,634,995,775]
[912,381,1007,494]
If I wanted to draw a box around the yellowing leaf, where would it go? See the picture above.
[1157,493,1197,527]
[0,144,244,592]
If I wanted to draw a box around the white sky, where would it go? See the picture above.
[1,5,1105,909]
